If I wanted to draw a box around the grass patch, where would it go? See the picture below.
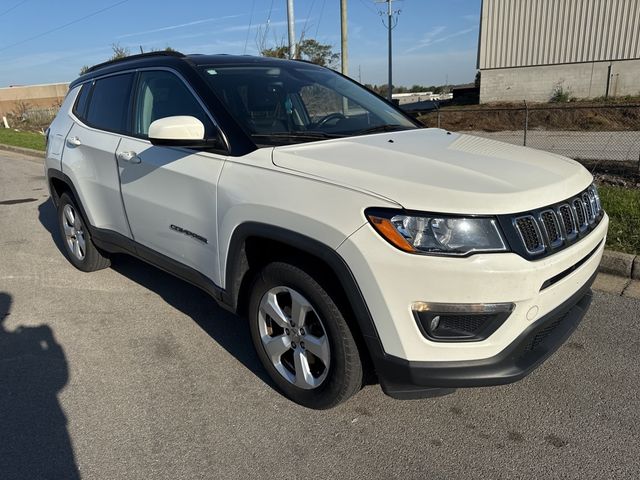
[0,129,46,151]
[598,185,640,255]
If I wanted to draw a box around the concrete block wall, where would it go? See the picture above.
[0,83,69,116]
[480,59,640,103]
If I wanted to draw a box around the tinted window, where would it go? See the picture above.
[73,83,92,120]
[200,65,417,146]
[86,73,134,133]
[133,70,213,137]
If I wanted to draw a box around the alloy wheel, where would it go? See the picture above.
[62,204,86,261]
[258,286,330,389]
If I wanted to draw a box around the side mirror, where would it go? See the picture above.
[148,116,218,148]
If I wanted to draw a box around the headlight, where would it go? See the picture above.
[366,209,508,256]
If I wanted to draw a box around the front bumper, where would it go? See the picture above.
[336,212,607,399]
[375,270,595,398]
[337,214,607,362]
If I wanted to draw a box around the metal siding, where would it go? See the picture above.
[479,0,640,69]
[636,1,640,56]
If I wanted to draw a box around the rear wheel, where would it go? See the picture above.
[57,193,110,272]
[248,262,363,409]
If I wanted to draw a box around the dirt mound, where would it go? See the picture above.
[418,104,640,133]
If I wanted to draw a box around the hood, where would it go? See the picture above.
[271,129,593,214]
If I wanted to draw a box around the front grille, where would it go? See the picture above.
[502,185,603,259]
[558,204,577,238]
[540,210,562,247]
[582,193,595,223]
[514,216,544,254]
[573,198,587,230]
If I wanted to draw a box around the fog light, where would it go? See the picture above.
[411,302,514,342]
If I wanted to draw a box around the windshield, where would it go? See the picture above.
[198,64,418,146]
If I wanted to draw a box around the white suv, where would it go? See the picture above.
[45,52,608,409]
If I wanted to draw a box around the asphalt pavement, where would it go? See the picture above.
[1,152,639,480]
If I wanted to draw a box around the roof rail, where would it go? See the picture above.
[85,50,185,74]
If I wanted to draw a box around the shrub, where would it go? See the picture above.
[550,84,571,103]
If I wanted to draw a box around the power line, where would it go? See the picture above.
[314,0,327,38]
[243,0,256,54]
[0,0,28,18]
[357,0,377,15]
[301,0,317,39]
[267,0,275,23]
[0,0,128,54]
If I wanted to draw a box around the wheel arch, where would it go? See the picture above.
[48,171,74,207]
[222,222,385,381]
[48,168,98,223]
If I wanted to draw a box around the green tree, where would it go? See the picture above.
[261,45,288,59]
[298,39,340,68]
[261,38,340,68]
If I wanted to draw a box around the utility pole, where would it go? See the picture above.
[287,0,296,59]
[377,0,400,101]
[340,0,348,76]
[386,0,392,101]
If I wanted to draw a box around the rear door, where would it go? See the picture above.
[117,69,227,285]
[62,74,134,237]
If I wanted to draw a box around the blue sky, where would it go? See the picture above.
[0,0,481,87]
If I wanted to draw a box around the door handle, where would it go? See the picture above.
[67,136,82,147]
[116,151,141,164]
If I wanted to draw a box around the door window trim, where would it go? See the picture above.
[76,72,136,136]
[69,66,229,153]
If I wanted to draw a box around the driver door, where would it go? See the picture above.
[117,69,227,285]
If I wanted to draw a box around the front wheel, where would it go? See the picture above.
[248,262,363,409]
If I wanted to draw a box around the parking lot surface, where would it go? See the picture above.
[1,152,639,479]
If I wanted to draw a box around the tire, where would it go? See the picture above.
[57,192,110,272]
[248,261,363,409]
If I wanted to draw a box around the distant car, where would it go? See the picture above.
[45,51,608,409]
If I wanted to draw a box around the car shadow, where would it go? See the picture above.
[38,197,66,253]
[37,199,274,389]
[0,292,81,479]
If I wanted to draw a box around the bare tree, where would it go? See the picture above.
[109,43,130,61]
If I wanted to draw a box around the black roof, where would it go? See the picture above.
[187,54,311,67]
[71,51,319,88]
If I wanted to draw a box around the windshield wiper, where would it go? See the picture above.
[250,131,345,140]
[354,124,413,136]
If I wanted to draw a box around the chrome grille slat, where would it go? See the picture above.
[514,215,545,255]
[572,198,588,231]
[557,204,577,239]
[582,192,596,224]
[539,210,563,248]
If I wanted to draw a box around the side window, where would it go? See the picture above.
[133,70,214,137]
[73,83,92,120]
[86,73,134,133]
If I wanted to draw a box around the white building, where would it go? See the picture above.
[478,0,640,103]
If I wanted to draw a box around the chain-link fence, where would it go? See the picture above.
[419,104,640,170]
[21,107,58,126]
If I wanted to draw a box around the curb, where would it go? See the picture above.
[0,143,45,158]
[1,141,638,280]
[599,250,639,280]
